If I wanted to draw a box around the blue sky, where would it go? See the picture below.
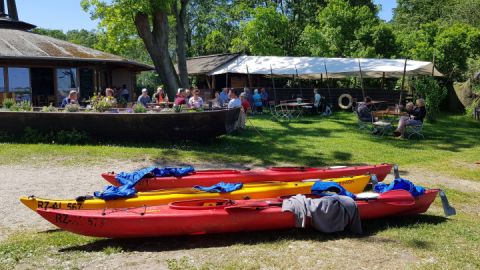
[15,0,396,32]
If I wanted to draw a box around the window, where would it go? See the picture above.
[8,67,31,93]
[56,68,78,102]
[0,67,4,92]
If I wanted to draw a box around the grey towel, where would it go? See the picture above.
[282,194,362,234]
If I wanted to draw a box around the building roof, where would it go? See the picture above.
[0,28,153,71]
[185,53,240,75]
[209,55,443,78]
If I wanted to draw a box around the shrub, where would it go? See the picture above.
[9,101,32,112]
[465,97,480,118]
[21,127,89,144]
[173,104,183,113]
[414,77,447,121]
[55,129,89,144]
[94,99,114,112]
[65,104,80,112]
[2,98,15,109]
[132,103,147,113]
[41,104,58,112]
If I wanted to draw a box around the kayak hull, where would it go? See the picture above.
[36,189,438,238]
[102,164,393,191]
[20,175,370,211]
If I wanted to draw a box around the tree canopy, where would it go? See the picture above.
[35,0,480,88]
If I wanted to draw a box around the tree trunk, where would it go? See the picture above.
[134,11,179,100]
[173,0,190,89]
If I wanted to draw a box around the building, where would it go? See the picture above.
[0,0,153,106]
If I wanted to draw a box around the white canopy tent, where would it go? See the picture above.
[208,56,443,79]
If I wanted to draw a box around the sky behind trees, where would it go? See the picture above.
[16,0,396,31]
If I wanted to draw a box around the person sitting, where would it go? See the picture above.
[188,89,204,109]
[394,99,426,138]
[219,88,229,106]
[174,88,186,106]
[227,89,242,109]
[260,88,269,107]
[104,88,117,105]
[240,93,251,114]
[252,89,263,114]
[137,88,151,107]
[61,90,79,108]
[356,96,374,122]
[211,91,221,108]
[153,87,168,103]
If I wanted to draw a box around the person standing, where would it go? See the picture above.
[120,84,130,102]
[313,88,321,113]
[252,89,263,113]
[260,88,269,107]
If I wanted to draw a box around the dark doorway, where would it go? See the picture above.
[79,68,94,101]
[30,68,54,106]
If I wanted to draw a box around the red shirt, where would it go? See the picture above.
[241,100,250,112]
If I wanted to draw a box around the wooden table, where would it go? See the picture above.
[282,102,314,119]
[373,110,408,117]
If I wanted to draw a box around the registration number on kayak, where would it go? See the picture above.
[37,201,83,210]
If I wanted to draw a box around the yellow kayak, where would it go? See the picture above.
[20,175,370,211]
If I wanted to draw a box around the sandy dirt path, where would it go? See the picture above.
[2,163,479,233]
[1,163,479,269]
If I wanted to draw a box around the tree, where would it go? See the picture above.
[232,6,290,55]
[299,0,392,58]
[81,0,191,98]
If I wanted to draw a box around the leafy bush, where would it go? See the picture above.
[55,129,89,144]
[65,104,80,112]
[2,98,15,109]
[173,104,183,113]
[41,104,58,112]
[465,97,480,118]
[9,101,32,112]
[414,77,447,121]
[21,127,89,144]
[132,103,147,113]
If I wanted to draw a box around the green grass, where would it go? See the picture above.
[0,112,478,180]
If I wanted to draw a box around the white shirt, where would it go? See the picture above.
[314,93,321,107]
[228,98,241,109]
[188,96,204,108]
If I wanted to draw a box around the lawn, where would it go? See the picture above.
[0,112,479,269]
[0,112,478,180]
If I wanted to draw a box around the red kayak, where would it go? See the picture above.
[102,164,393,191]
[37,189,438,238]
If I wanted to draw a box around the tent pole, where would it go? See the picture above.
[357,59,366,100]
[270,64,277,104]
[246,65,252,88]
[323,59,332,105]
[432,53,436,76]
[399,58,408,105]
[206,75,212,89]
[381,72,385,90]
[226,72,229,89]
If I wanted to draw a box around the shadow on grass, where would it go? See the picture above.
[58,214,447,253]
